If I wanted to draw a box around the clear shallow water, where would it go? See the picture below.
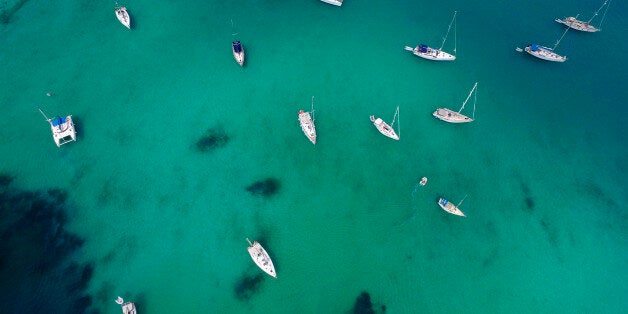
[0,0,626,313]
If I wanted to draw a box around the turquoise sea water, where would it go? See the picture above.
[1,0,626,313]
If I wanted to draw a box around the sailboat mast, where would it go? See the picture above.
[472,86,477,119]
[395,106,400,137]
[587,0,608,24]
[553,19,572,50]
[38,108,51,121]
[439,11,457,51]
[595,0,611,30]
[456,194,468,207]
[458,82,478,113]
[311,96,315,120]
[453,11,457,55]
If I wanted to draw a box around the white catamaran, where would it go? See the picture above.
[298,96,317,144]
[405,11,457,61]
[246,238,277,278]
[370,106,400,140]
[38,108,76,147]
[555,0,611,32]
[522,25,570,62]
[433,82,477,123]
[114,5,131,29]
[438,195,467,217]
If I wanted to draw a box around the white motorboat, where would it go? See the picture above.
[232,41,245,66]
[320,0,343,6]
[370,106,399,140]
[405,11,457,61]
[246,238,277,278]
[115,6,131,29]
[555,0,611,32]
[420,177,428,186]
[38,108,76,147]
[433,82,477,123]
[298,96,317,145]
[438,196,466,217]
[115,297,137,314]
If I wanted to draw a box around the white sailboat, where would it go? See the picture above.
[38,108,76,147]
[437,195,467,217]
[320,0,343,6]
[405,11,457,61]
[115,297,137,314]
[522,25,570,62]
[555,0,611,32]
[114,5,131,29]
[232,41,245,66]
[370,106,399,140]
[246,238,277,278]
[433,82,477,123]
[298,96,317,144]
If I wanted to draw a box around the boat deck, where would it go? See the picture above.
[50,115,77,147]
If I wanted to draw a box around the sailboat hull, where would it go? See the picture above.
[555,17,600,32]
[438,198,465,217]
[405,46,455,61]
[298,110,316,144]
[115,7,131,29]
[370,116,399,140]
[320,0,343,6]
[525,45,567,62]
[247,240,277,278]
[433,108,473,123]
[433,82,477,124]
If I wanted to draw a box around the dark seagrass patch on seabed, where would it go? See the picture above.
[0,175,95,313]
[520,182,535,212]
[246,178,280,198]
[234,272,265,301]
[195,127,230,152]
[0,0,30,25]
[353,291,386,314]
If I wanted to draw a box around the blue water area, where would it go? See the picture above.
[0,0,625,313]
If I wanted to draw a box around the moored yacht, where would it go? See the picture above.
[246,238,277,278]
[438,197,466,217]
[555,17,599,32]
[433,82,478,123]
[232,41,245,66]
[370,106,400,140]
[524,44,567,62]
[38,108,76,147]
[405,11,457,61]
[555,0,611,32]
[298,96,317,144]
[115,6,131,29]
